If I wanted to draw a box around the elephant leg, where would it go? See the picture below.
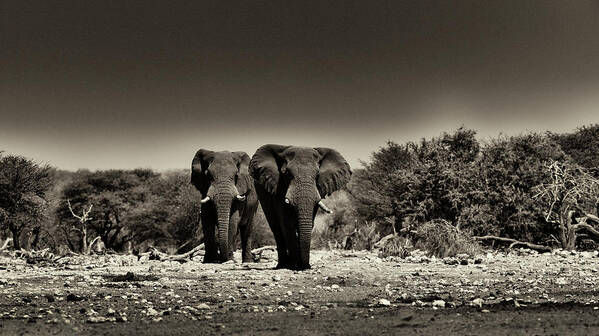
[271,221,290,269]
[239,224,253,262]
[239,207,256,263]
[281,208,300,269]
[260,200,289,268]
[226,211,240,261]
[202,209,220,263]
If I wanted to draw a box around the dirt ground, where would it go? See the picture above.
[2,248,599,335]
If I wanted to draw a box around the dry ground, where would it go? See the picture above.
[1,249,599,335]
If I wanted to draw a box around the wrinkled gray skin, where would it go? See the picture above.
[250,145,351,270]
[191,150,258,263]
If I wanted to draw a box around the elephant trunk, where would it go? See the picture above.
[213,185,236,262]
[215,196,232,262]
[296,202,314,270]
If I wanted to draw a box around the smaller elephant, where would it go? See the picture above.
[191,150,258,263]
[250,145,351,270]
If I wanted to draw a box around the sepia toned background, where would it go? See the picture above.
[2,1,599,170]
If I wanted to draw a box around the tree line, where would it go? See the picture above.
[1,124,599,254]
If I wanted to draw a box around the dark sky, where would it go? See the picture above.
[2,1,599,170]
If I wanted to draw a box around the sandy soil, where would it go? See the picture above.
[1,249,599,335]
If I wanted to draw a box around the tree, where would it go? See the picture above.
[477,133,569,242]
[350,127,482,235]
[534,161,599,249]
[550,124,599,174]
[57,169,159,251]
[66,200,95,254]
[0,154,54,249]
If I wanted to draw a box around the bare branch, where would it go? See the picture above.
[0,238,13,252]
[67,200,83,221]
[67,200,93,223]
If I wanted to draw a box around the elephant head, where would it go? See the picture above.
[191,150,252,262]
[250,145,351,269]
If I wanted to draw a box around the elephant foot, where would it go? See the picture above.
[202,252,221,264]
[218,257,232,263]
[275,261,291,269]
[292,263,311,271]
[242,251,255,263]
[202,258,221,264]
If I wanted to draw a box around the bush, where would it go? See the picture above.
[378,235,412,258]
[412,219,482,258]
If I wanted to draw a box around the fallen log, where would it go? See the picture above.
[473,236,552,253]
[141,243,205,262]
[251,245,276,261]
[141,244,278,262]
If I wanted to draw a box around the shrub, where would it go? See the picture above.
[412,219,482,258]
[378,235,412,258]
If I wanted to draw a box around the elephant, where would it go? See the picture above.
[249,145,351,270]
[191,150,258,263]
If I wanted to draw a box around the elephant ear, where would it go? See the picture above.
[233,151,252,195]
[250,144,289,194]
[315,147,352,197]
[190,149,214,195]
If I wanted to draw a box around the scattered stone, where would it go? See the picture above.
[66,294,84,302]
[87,316,115,323]
[444,258,459,265]
[471,298,484,307]
[432,300,446,308]
[197,303,210,310]
[146,307,159,316]
[378,299,391,306]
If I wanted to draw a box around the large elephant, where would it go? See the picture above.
[249,145,351,270]
[191,150,258,263]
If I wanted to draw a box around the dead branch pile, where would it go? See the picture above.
[11,248,60,264]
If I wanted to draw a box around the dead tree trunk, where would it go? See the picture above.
[560,210,577,250]
[67,200,93,254]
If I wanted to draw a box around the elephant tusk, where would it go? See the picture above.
[236,194,246,201]
[318,200,333,214]
[200,196,211,203]
[284,198,290,204]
